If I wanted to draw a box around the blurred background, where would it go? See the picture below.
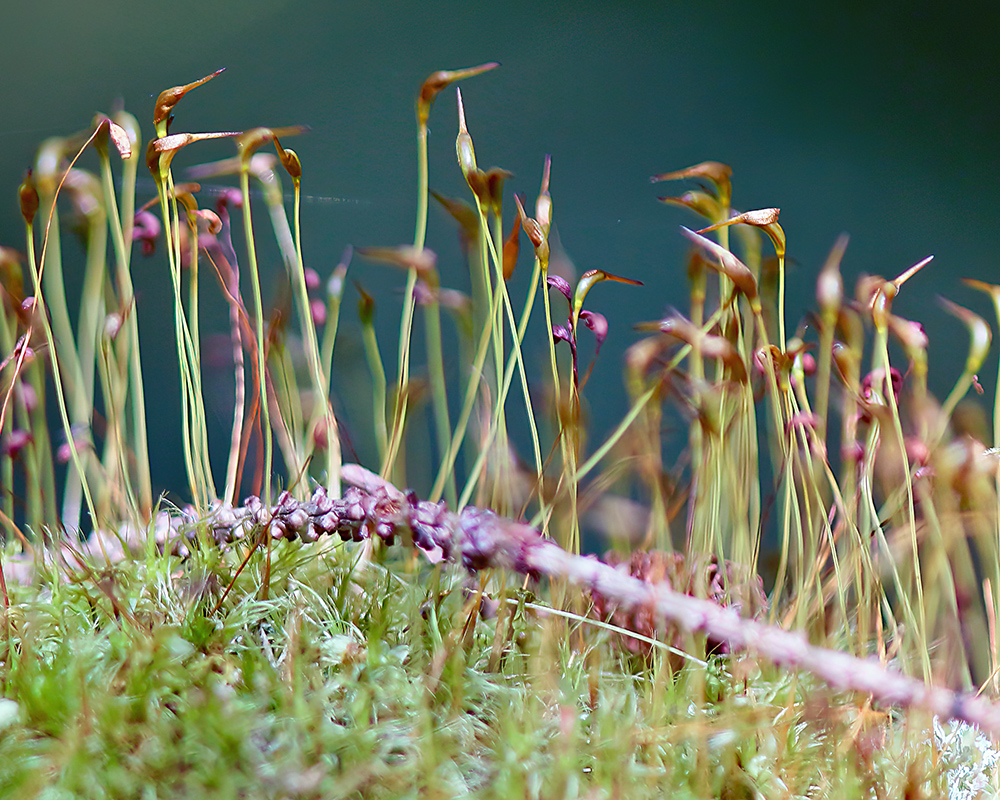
[2,0,999,506]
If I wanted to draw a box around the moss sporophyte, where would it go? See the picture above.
[0,66,998,797]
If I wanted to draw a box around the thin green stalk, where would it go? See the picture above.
[423,299,456,508]
[320,254,350,396]
[431,274,504,503]
[173,180,216,502]
[23,216,102,541]
[288,179,341,496]
[456,205,544,513]
[75,206,107,415]
[871,312,931,681]
[455,246,544,512]
[382,115,431,482]
[17,223,58,529]
[571,384,658,488]
[97,337,138,521]
[35,198,89,529]
[361,311,389,463]
[239,167,274,503]
[97,144,152,519]
[155,174,214,508]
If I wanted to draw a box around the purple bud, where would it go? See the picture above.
[546,275,572,302]
[459,507,500,572]
[17,382,37,413]
[304,268,321,291]
[311,298,326,327]
[2,429,32,458]
[310,486,333,514]
[104,313,123,340]
[132,210,161,256]
[578,310,608,354]
[412,281,436,306]
[285,506,309,532]
[214,188,243,213]
[552,323,571,344]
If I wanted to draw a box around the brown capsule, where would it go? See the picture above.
[417,62,499,127]
[679,227,758,304]
[502,211,521,281]
[940,297,992,373]
[278,146,302,181]
[356,245,437,276]
[236,126,307,161]
[430,190,480,252]
[18,171,39,225]
[484,167,512,216]
[658,190,723,224]
[699,208,784,258]
[651,160,733,207]
[514,195,544,248]
[455,88,478,181]
[153,68,226,133]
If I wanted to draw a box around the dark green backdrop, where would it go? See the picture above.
[2,0,999,503]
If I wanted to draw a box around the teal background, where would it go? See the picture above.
[2,1,1000,504]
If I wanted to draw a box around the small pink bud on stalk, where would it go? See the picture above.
[310,299,326,327]
[194,209,223,236]
[535,154,552,235]
[886,315,929,353]
[17,382,37,414]
[104,313,123,341]
[816,234,848,319]
[2,429,32,459]
[578,310,609,355]
[132,210,162,255]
